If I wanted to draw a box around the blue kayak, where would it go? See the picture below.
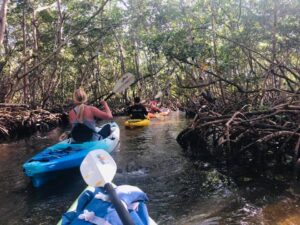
[23,122,120,187]
[57,185,157,225]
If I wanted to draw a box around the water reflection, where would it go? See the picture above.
[0,111,300,225]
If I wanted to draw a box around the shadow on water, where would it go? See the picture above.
[0,111,300,225]
[0,128,87,225]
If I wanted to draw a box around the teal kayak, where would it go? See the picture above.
[23,122,120,187]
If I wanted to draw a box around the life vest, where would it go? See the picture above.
[150,100,157,107]
[128,104,148,119]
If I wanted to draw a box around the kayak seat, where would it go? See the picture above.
[71,123,94,143]
[98,124,111,139]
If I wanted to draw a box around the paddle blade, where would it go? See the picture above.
[154,91,162,99]
[80,149,117,187]
[112,73,135,94]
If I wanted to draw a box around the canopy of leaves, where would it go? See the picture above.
[0,0,299,109]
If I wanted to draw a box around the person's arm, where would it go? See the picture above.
[69,110,76,124]
[126,106,131,116]
[142,106,148,117]
[92,100,113,120]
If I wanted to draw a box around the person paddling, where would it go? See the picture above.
[69,88,113,143]
[149,98,161,113]
[127,97,148,119]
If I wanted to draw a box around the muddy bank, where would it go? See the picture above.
[0,104,68,142]
[177,99,300,173]
[0,100,175,142]
[0,100,130,142]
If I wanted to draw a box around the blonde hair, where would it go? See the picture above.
[73,88,88,123]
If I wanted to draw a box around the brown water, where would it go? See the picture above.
[1,111,300,225]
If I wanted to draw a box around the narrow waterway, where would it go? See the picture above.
[1,111,300,225]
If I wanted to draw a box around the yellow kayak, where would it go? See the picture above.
[124,118,150,127]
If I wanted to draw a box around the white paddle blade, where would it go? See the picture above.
[112,73,135,93]
[154,91,162,99]
[80,149,117,187]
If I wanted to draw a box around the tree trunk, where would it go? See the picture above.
[211,0,225,104]
[22,5,29,104]
[56,0,64,46]
[30,8,38,108]
[133,37,142,96]
[0,0,9,48]
[113,32,128,101]
[271,0,278,89]
[40,0,64,107]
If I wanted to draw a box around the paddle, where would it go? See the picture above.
[154,91,162,99]
[80,149,135,225]
[104,72,135,101]
[89,72,135,104]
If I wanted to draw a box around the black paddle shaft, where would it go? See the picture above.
[104,92,115,101]
[89,92,112,104]
[104,183,135,225]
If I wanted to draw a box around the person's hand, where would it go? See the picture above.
[99,100,107,105]
[59,131,70,141]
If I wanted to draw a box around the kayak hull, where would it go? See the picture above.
[159,108,170,116]
[124,118,150,127]
[148,109,170,118]
[147,113,156,118]
[23,122,120,187]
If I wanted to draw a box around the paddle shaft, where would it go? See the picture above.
[104,183,135,225]
[89,92,109,104]
[104,92,115,101]
[96,90,120,102]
